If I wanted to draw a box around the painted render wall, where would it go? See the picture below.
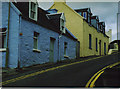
[0,2,9,67]
[83,21,109,56]
[1,2,20,68]
[19,19,77,68]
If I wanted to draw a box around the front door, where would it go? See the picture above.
[99,40,101,56]
[76,41,80,58]
[49,38,55,62]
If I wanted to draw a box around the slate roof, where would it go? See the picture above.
[91,16,99,20]
[12,2,77,41]
[74,8,92,14]
[110,40,120,44]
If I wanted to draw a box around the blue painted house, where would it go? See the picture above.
[0,1,79,68]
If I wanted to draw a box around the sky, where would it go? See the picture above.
[38,2,119,41]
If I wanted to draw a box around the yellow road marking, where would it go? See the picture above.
[90,71,104,88]
[1,52,119,86]
[86,61,120,88]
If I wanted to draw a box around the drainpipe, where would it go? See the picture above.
[17,15,22,69]
[5,2,10,68]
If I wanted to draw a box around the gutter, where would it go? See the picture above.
[5,2,11,68]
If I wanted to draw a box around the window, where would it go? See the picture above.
[61,19,64,30]
[96,38,98,51]
[64,42,67,56]
[79,12,82,16]
[29,1,38,20]
[33,32,39,49]
[83,12,87,19]
[104,42,106,55]
[0,28,7,48]
[89,34,92,49]
[60,14,65,33]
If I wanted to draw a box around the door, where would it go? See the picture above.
[99,40,101,56]
[49,37,55,62]
[76,41,80,58]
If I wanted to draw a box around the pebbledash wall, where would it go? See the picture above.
[19,19,77,68]
[1,2,77,68]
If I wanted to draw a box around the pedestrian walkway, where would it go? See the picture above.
[2,56,99,80]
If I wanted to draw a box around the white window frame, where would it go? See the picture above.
[60,13,66,33]
[0,29,7,52]
[29,0,38,21]
[33,32,39,50]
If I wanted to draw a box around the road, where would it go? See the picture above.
[3,52,120,87]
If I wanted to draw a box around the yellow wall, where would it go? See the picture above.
[50,2,109,57]
[83,21,109,57]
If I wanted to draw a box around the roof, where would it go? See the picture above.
[99,22,105,26]
[75,8,90,11]
[12,2,77,41]
[91,16,99,20]
[47,13,62,20]
[65,27,77,40]
[110,40,120,44]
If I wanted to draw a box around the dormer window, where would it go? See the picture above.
[83,12,87,19]
[60,13,66,33]
[29,1,38,21]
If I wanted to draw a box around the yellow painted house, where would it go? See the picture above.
[50,1,109,57]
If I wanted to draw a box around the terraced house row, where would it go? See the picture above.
[50,1,109,57]
[0,0,109,68]
[0,1,79,68]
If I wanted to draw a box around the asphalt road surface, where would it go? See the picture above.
[3,52,120,87]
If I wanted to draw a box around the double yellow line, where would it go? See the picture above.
[85,61,120,88]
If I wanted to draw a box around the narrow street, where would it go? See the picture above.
[2,52,120,87]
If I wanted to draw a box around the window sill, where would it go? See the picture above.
[0,48,6,52]
[64,55,69,58]
[33,49,41,53]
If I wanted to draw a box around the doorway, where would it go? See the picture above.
[99,40,101,56]
[49,37,55,62]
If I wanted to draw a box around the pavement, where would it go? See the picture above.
[2,55,99,79]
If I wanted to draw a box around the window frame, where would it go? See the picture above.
[29,1,38,21]
[60,13,66,33]
[0,28,7,49]
[33,32,39,50]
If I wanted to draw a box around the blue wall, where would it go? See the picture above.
[0,2,9,68]
[1,2,19,68]
[19,19,77,68]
